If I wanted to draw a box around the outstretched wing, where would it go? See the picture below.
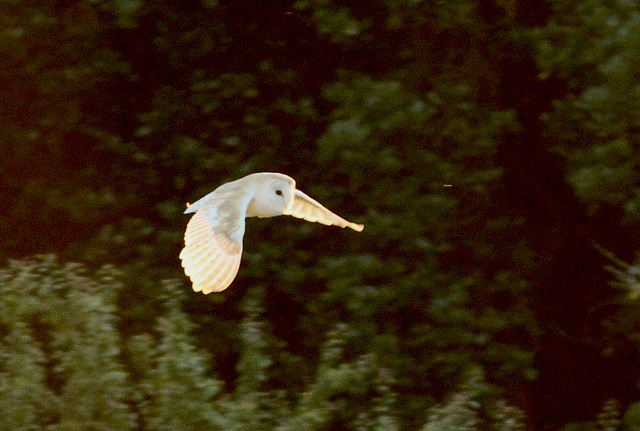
[284,189,364,232]
[180,185,252,294]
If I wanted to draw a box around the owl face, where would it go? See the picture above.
[246,174,295,218]
[266,177,295,214]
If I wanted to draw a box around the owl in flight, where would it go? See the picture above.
[180,172,364,294]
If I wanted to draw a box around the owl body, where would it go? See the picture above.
[180,172,363,294]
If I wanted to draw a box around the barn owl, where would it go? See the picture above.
[179,172,364,294]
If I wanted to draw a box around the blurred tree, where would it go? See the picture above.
[0,256,529,430]
[2,0,640,428]
[0,255,135,430]
[525,0,640,426]
[532,0,640,222]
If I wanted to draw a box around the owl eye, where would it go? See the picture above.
[275,190,283,196]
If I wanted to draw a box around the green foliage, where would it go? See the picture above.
[624,401,640,431]
[127,281,225,430]
[0,255,134,430]
[4,0,640,429]
[597,245,640,299]
[561,399,624,431]
[421,367,524,431]
[295,0,366,42]
[532,0,640,218]
[0,257,530,430]
[596,399,621,431]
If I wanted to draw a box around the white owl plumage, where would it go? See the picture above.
[179,172,364,294]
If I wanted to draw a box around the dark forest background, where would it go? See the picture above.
[2,0,640,429]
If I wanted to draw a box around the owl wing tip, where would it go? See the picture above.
[184,202,195,214]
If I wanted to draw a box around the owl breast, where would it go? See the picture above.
[246,196,283,218]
